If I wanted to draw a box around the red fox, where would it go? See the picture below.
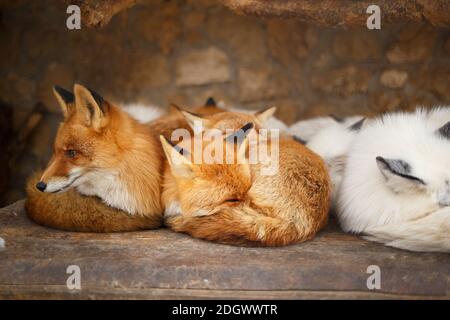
[161,111,331,246]
[25,86,225,232]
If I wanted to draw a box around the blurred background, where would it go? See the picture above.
[0,0,449,205]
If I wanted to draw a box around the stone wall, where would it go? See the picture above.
[0,0,449,205]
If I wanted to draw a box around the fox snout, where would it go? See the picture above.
[38,157,82,193]
[36,181,47,192]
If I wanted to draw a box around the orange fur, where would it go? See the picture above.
[163,111,331,246]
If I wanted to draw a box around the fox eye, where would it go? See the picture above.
[225,198,240,203]
[65,149,77,158]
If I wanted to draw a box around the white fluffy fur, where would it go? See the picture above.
[364,207,450,252]
[0,236,5,250]
[288,116,337,141]
[288,116,363,141]
[306,118,362,161]
[122,103,166,124]
[337,108,450,252]
[75,168,139,215]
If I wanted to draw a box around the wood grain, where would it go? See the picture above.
[0,200,449,299]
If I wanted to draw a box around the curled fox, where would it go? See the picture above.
[162,111,330,246]
[337,108,450,252]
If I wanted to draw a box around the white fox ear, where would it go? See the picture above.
[160,135,193,178]
[376,156,425,193]
[73,84,108,130]
[53,85,74,118]
[255,106,276,124]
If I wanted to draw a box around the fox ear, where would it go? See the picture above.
[348,118,366,131]
[329,114,344,123]
[293,135,307,145]
[255,106,276,124]
[160,135,193,178]
[168,103,182,116]
[225,122,254,163]
[73,84,108,130]
[376,156,425,192]
[180,108,212,132]
[53,85,75,118]
[437,121,450,139]
[205,97,216,107]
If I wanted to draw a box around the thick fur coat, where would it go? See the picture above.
[337,108,450,252]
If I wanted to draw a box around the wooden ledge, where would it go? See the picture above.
[0,200,448,299]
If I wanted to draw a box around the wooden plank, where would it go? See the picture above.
[0,200,449,299]
[1,285,447,300]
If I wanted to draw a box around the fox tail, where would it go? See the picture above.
[363,209,450,253]
[166,206,326,247]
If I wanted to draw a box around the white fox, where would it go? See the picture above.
[337,107,450,252]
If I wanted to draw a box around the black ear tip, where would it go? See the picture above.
[205,97,216,106]
[375,156,388,168]
[349,118,366,131]
[170,103,181,111]
[438,121,450,138]
[165,136,177,148]
[242,122,254,132]
[329,114,343,123]
[86,87,104,105]
[53,85,75,103]
[293,135,307,145]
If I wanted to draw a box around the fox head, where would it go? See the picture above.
[179,106,276,133]
[37,84,122,193]
[160,123,255,217]
[374,118,450,206]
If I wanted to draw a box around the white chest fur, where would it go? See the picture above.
[75,169,138,215]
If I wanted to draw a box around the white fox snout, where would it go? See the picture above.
[39,176,73,193]
[38,169,83,193]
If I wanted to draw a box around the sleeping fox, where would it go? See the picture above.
[161,110,331,246]
[337,107,450,252]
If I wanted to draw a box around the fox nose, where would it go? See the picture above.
[36,181,47,192]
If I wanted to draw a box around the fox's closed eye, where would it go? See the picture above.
[225,198,240,203]
[65,149,77,158]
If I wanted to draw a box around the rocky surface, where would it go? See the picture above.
[218,0,450,28]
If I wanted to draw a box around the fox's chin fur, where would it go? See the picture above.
[337,107,450,252]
